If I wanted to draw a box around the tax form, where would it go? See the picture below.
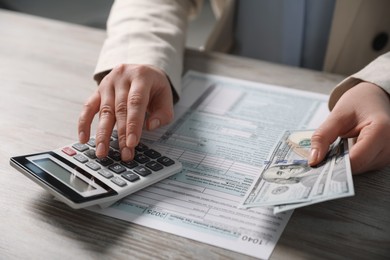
[89,71,329,259]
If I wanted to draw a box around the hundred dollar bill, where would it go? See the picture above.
[273,138,354,214]
[241,130,331,208]
[242,129,354,209]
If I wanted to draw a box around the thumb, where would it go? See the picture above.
[309,109,356,166]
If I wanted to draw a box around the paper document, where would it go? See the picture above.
[89,71,329,259]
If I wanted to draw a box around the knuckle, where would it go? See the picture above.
[101,64,127,85]
[115,101,128,117]
[95,132,109,144]
[117,134,127,147]
[310,130,332,151]
[82,99,95,111]
[112,63,126,75]
[128,93,144,107]
[310,131,326,144]
[132,64,151,77]
[78,114,88,126]
[126,121,138,133]
[99,105,115,118]
[100,72,114,87]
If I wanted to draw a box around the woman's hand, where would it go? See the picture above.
[78,64,174,161]
[309,82,390,174]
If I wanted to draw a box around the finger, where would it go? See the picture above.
[348,124,386,174]
[114,79,133,161]
[95,82,116,158]
[78,91,100,143]
[146,87,174,131]
[126,78,150,148]
[309,109,356,166]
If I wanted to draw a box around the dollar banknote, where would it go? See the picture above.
[241,130,354,213]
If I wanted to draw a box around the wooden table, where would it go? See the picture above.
[1,10,389,259]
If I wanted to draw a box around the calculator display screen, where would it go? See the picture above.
[10,151,118,206]
[33,158,94,193]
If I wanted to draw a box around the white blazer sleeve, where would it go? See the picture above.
[94,0,202,101]
[329,51,390,110]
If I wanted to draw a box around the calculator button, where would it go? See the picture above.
[134,154,150,164]
[72,143,89,152]
[145,161,163,171]
[108,149,121,161]
[135,143,149,152]
[108,163,126,174]
[122,171,140,182]
[87,138,96,147]
[86,161,101,171]
[98,169,113,179]
[109,140,119,150]
[96,157,114,166]
[111,129,118,138]
[62,147,76,156]
[157,156,175,166]
[111,176,127,187]
[74,154,88,163]
[144,149,161,159]
[84,149,97,159]
[133,166,152,177]
[121,160,139,169]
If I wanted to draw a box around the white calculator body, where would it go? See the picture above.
[10,131,182,209]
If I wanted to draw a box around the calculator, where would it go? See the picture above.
[10,130,182,209]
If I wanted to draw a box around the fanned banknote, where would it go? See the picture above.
[241,130,354,213]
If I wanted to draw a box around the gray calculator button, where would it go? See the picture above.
[110,139,119,150]
[111,129,118,138]
[133,166,152,177]
[98,169,113,179]
[96,157,114,166]
[111,176,127,187]
[135,143,149,152]
[72,143,89,152]
[84,149,97,159]
[145,161,163,171]
[86,161,101,171]
[121,160,138,169]
[134,154,150,164]
[157,156,175,166]
[122,171,140,182]
[144,149,161,159]
[87,138,96,147]
[108,163,126,174]
[74,154,88,163]
[108,149,121,161]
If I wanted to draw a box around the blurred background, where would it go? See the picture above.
[0,0,216,50]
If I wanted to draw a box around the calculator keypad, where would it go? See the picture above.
[62,130,177,188]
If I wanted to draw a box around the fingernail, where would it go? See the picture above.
[121,147,132,161]
[126,134,137,147]
[308,148,318,165]
[96,143,105,156]
[149,119,160,130]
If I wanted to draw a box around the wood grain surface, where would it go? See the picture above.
[0,9,389,260]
